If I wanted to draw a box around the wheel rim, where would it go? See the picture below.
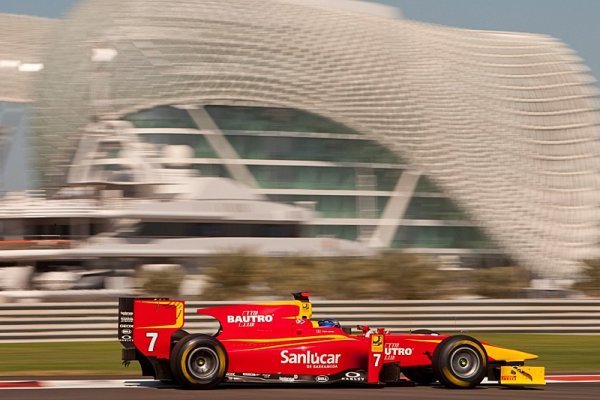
[187,347,219,380]
[449,347,480,379]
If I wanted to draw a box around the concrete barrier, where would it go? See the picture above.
[0,299,599,343]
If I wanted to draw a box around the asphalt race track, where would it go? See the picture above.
[1,378,600,400]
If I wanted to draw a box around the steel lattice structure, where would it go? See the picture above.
[23,0,600,278]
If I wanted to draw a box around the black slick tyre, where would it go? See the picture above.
[411,329,439,335]
[432,335,487,389]
[171,329,189,347]
[159,330,191,383]
[170,334,227,389]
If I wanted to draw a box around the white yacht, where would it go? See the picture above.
[0,125,372,293]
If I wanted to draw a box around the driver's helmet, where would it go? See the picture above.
[318,318,341,328]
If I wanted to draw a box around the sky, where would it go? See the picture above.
[0,0,598,83]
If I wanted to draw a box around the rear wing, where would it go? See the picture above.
[118,297,185,360]
[118,297,136,363]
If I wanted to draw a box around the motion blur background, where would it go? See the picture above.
[1,0,600,302]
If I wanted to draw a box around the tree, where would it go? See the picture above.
[138,265,185,297]
[574,260,600,297]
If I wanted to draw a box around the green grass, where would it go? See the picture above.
[0,341,139,376]
[473,333,600,374]
[0,334,598,376]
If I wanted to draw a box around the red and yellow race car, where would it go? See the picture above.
[118,292,545,389]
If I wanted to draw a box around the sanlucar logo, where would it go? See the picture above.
[280,350,341,368]
[226,311,274,327]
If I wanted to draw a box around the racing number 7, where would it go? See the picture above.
[146,332,158,352]
[373,353,381,367]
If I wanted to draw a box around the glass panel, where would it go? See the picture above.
[377,197,389,214]
[225,135,402,164]
[191,164,230,177]
[138,133,217,158]
[319,196,356,218]
[392,226,494,249]
[91,163,135,182]
[123,106,197,128]
[250,166,355,190]
[415,176,441,193]
[404,197,467,220]
[374,169,403,191]
[313,225,358,241]
[97,142,121,159]
[135,222,298,238]
[206,105,359,134]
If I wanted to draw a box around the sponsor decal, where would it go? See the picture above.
[279,375,298,382]
[242,373,260,377]
[315,375,329,383]
[384,343,413,360]
[118,323,133,342]
[118,317,133,342]
[280,350,341,368]
[500,366,545,385]
[513,367,534,381]
[118,301,134,343]
[371,334,384,353]
[226,311,274,327]
[341,371,365,382]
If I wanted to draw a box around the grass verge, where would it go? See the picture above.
[0,334,598,376]
[0,341,139,376]
[474,333,600,374]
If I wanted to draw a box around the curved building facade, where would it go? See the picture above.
[0,14,56,193]
[31,0,600,278]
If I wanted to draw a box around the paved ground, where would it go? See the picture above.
[1,378,599,400]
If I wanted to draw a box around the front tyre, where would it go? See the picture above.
[170,334,227,389]
[432,335,487,389]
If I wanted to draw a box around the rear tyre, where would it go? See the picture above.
[160,330,191,383]
[170,334,227,389]
[432,335,487,389]
[171,329,189,346]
